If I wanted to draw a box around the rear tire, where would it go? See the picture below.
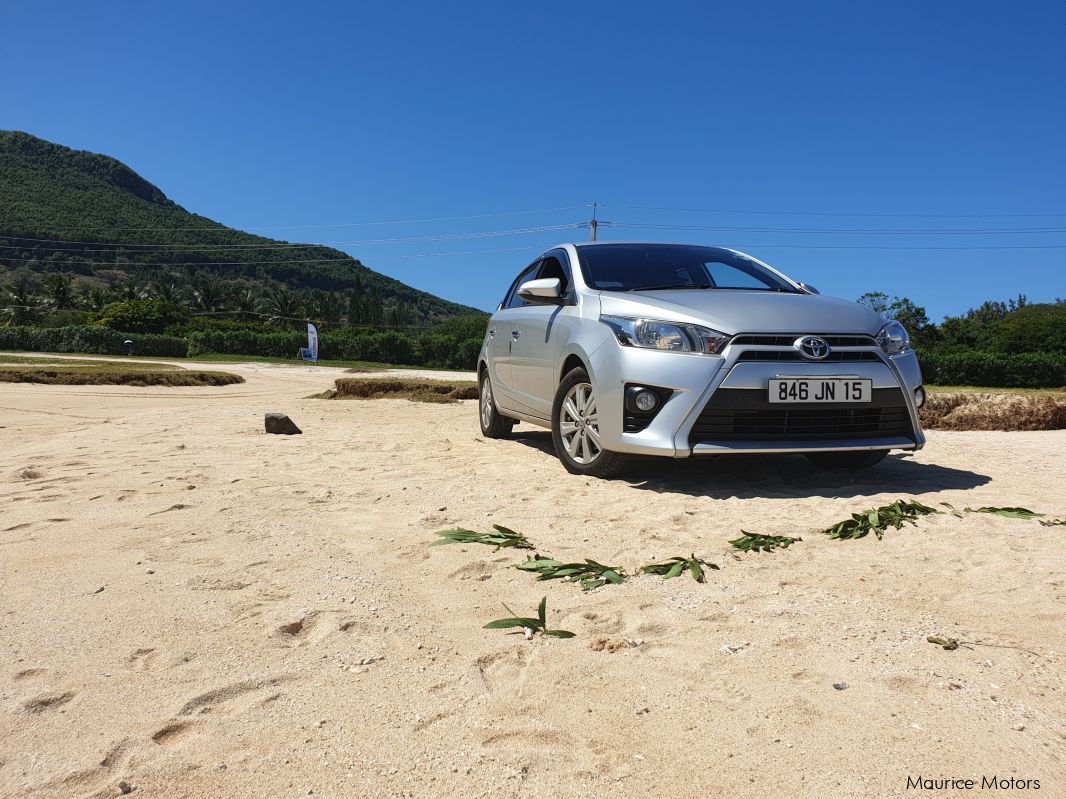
[551,367,629,478]
[805,450,888,470]
[479,373,514,439]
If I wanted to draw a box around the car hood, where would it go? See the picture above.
[597,290,886,335]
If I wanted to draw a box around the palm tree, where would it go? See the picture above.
[81,286,109,312]
[1,280,40,326]
[117,281,146,302]
[305,290,342,327]
[149,280,180,303]
[192,278,224,312]
[230,287,261,322]
[259,285,305,328]
[42,273,77,310]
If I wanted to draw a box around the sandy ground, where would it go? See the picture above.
[1,359,1063,799]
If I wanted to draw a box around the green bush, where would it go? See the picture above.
[917,349,1066,388]
[431,314,490,341]
[988,304,1066,355]
[0,325,188,357]
[186,329,304,358]
[92,299,189,334]
[183,326,484,369]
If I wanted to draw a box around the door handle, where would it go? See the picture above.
[511,329,521,340]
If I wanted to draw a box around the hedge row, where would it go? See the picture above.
[916,349,1066,388]
[0,325,189,357]
[3,325,1062,387]
[186,329,482,370]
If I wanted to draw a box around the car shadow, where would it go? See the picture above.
[505,430,991,500]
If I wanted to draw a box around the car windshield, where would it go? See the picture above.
[576,244,798,293]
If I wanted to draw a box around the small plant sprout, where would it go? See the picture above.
[484,597,575,639]
[822,499,939,540]
[729,532,802,553]
[641,554,720,582]
[431,525,533,550]
[515,555,627,591]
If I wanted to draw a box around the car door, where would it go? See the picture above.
[509,250,574,419]
[488,261,541,410]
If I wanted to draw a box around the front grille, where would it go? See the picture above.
[735,351,880,362]
[689,388,913,444]
[730,334,876,347]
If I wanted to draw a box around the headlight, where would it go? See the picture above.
[876,320,910,355]
[601,315,729,354]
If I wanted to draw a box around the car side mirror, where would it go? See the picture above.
[798,282,820,295]
[517,277,565,305]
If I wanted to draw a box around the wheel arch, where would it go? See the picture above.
[559,351,590,384]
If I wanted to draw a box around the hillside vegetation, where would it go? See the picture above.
[0,131,482,328]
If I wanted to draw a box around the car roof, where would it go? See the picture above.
[555,241,733,249]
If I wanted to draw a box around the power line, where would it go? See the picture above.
[5,204,594,233]
[609,221,1066,235]
[0,223,581,251]
[720,243,1066,251]
[600,203,1066,219]
[0,244,543,268]
[7,220,1066,257]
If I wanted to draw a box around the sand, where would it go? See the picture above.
[1,359,1063,798]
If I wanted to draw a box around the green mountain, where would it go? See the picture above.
[0,131,482,326]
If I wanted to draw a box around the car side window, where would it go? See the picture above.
[537,251,572,297]
[502,261,542,309]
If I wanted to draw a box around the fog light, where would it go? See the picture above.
[634,389,659,412]
[914,386,926,409]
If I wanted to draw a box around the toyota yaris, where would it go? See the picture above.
[478,242,926,478]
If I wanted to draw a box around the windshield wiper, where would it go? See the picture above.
[631,283,715,292]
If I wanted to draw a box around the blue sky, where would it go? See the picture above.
[3,1,1064,319]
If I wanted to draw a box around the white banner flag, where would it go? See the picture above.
[307,323,319,363]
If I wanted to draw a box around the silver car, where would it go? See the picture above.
[478,242,926,478]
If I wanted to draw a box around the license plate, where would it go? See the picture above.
[769,378,872,403]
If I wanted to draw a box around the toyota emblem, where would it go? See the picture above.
[796,336,831,360]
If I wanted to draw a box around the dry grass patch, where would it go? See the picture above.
[0,359,243,387]
[921,391,1066,431]
[329,377,478,404]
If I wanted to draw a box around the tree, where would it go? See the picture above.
[1,279,40,326]
[41,273,77,310]
[988,303,1066,355]
[149,280,181,304]
[192,277,224,311]
[92,299,189,334]
[230,287,260,322]
[857,292,937,347]
[259,285,305,328]
[82,286,109,312]
[939,295,1029,350]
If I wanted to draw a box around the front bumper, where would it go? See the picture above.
[588,336,926,458]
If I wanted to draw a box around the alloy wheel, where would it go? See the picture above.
[480,377,495,429]
[559,382,601,464]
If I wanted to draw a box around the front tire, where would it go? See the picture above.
[805,450,888,470]
[551,367,628,478]
[479,373,514,439]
